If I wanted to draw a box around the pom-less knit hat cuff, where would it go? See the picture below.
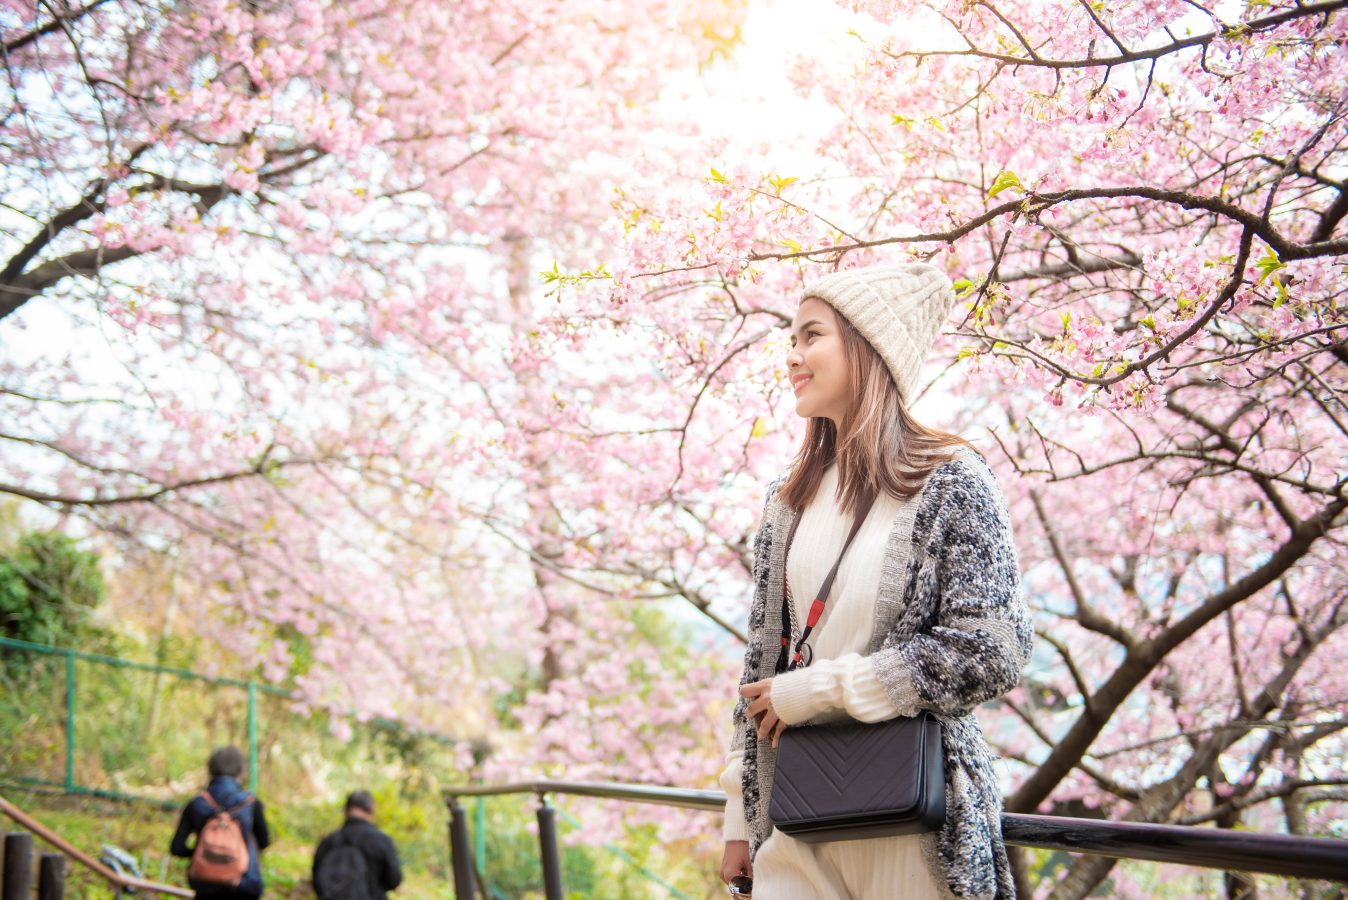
[802,263,957,402]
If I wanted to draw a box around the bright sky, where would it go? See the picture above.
[683,0,948,156]
[692,0,859,146]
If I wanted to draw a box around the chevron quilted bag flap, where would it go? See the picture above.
[768,711,945,842]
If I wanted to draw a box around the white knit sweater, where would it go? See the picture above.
[720,465,918,841]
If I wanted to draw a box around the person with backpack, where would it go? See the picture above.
[170,745,271,897]
[312,790,402,900]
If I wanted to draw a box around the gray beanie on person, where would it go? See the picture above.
[802,263,957,403]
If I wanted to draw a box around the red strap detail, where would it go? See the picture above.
[805,598,826,628]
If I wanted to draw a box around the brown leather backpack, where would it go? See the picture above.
[188,792,253,886]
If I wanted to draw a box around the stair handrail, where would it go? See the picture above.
[0,794,194,897]
[443,779,1348,886]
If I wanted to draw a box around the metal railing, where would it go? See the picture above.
[0,635,456,808]
[0,795,193,898]
[0,635,280,798]
[443,780,1348,899]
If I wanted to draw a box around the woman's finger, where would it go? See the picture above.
[739,678,770,699]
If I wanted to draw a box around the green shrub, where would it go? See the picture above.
[0,530,105,650]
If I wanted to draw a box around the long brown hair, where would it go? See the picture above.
[779,305,969,516]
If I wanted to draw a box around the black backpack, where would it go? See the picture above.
[313,832,370,900]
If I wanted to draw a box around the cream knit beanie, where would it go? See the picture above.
[802,263,957,403]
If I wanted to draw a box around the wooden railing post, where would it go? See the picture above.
[0,797,193,897]
[447,798,476,899]
[38,854,65,900]
[536,795,563,900]
[2,832,34,900]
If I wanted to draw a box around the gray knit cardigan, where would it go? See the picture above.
[731,449,1033,899]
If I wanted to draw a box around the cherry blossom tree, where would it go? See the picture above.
[0,0,743,746]
[548,0,1348,894]
[5,0,1346,893]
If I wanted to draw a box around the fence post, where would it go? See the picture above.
[447,798,476,899]
[247,681,258,794]
[38,853,65,900]
[64,650,75,793]
[2,832,33,900]
[536,795,563,900]
[474,797,486,878]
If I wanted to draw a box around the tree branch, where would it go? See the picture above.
[0,167,227,320]
[2,0,114,55]
[1030,488,1135,649]
[1009,495,1347,814]
[1166,399,1300,529]
[998,250,1142,282]
[884,1,1348,71]
[751,186,1345,271]
[0,454,312,507]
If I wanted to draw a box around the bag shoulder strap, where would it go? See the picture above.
[226,795,254,816]
[199,790,253,817]
[779,489,877,672]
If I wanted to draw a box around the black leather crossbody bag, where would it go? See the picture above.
[767,497,946,843]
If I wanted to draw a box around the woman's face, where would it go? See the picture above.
[787,297,851,425]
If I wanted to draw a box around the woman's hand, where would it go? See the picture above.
[741,679,787,747]
[720,840,752,885]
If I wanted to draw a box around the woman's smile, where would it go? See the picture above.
[788,297,850,423]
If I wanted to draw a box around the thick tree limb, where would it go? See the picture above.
[1048,596,1346,899]
[0,245,144,317]
[1310,183,1348,242]
[1009,496,1348,815]
[0,170,226,320]
[2,0,114,55]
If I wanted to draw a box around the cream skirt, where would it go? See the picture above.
[750,829,944,899]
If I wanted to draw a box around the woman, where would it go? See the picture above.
[718,264,1032,899]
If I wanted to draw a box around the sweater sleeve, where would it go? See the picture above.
[169,804,196,858]
[251,799,271,852]
[871,457,1032,714]
[311,833,330,884]
[718,749,751,842]
[378,831,403,890]
[770,652,907,725]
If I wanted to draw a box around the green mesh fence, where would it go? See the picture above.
[0,635,283,803]
[0,635,707,897]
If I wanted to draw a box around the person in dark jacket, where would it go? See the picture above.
[312,790,402,900]
[170,745,271,898]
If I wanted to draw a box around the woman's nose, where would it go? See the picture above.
[786,345,802,369]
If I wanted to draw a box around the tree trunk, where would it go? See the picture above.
[503,231,572,691]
